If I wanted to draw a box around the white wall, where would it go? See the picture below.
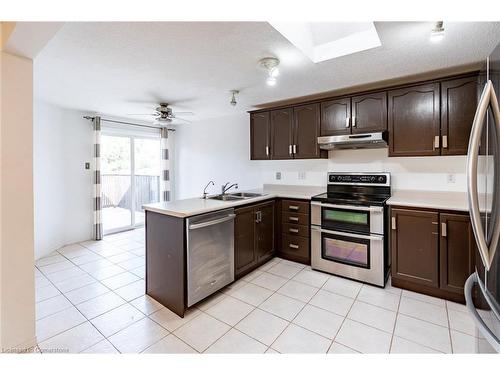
[33,101,93,259]
[174,112,468,198]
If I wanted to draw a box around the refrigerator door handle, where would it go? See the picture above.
[467,80,500,271]
[465,273,500,352]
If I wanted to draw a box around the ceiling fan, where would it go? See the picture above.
[127,103,194,125]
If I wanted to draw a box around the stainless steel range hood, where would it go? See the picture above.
[318,131,388,150]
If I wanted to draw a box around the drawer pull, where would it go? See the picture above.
[289,217,299,222]
[289,205,299,211]
[289,244,299,249]
[289,228,299,233]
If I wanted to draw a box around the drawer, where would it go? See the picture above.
[281,234,309,259]
[282,212,309,226]
[282,200,309,214]
[282,223,309,238]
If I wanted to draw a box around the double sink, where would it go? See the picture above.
[208,192,265,201]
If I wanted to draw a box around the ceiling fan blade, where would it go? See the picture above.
[126,113,157,116]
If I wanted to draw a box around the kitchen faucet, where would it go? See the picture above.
[202,180,215,199]
[221,182,238,195]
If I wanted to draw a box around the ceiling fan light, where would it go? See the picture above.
[270,67,279,77]
[266,76,277,86]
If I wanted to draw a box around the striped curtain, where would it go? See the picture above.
[93,116,103,240]
[160,128,171,202]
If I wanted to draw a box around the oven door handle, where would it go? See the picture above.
[311,226,383,241]
[311,201,383,213]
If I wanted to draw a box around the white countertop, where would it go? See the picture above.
[387,190,469,211]
[143,184,326,218]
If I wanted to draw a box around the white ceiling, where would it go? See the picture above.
[34,22,500,122]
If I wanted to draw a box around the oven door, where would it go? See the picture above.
[311,226,385,286]
[311,202,384,234]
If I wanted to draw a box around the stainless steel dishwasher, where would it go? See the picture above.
[186,208,235,307]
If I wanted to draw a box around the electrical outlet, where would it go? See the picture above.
[275,172,281,180]
[447,174,456,183]
[298,171,306,180]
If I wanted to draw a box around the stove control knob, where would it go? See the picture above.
[378,176,385,183]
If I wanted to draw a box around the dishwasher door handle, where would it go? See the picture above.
[188,214,236,230]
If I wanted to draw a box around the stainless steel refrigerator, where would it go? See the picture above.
[465,41,500,353]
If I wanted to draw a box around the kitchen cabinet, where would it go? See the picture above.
[391,208,440,287]
[270,108,294,160]
[234,200,275,278]
[277,199,310,264]
[320,93,387,136]
[293,103,322,159]
[439,213,475,294]
[441,76,479,155]
[391,207,476,302]
[250,112,270,160]
[388,83,441,156]
[351,92,388,134]
[321,97,351,136]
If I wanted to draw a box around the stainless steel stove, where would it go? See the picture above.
[310,172,391,287]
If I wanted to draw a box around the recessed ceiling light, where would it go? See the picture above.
[430,21,445,42]
[259,57,280,87]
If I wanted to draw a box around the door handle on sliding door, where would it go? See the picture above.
[466,80,500,271]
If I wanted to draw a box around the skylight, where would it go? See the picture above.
[269,22,382,63]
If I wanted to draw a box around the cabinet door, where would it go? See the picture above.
[271,108,294,159]
[255,201,275,261]
[320,98,351,136]
[441,76,479,155]
[234,206,257,278]
[388,83,440,156]
[293,103,321,159]
[351,92,387,134]
[391,208,439,287]
[250,112,270,160]
[440,213,475,294]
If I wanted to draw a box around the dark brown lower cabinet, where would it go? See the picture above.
[391,206,475,302]
[439,213,475,295]
[277,199,310,265]
[234,200,275,279]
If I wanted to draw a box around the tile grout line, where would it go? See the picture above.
[388,286,403,353]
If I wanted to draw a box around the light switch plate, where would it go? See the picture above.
[298,171,306,180]
[447,174,456,183]
[275,172,281,180]
[85,162,90,170]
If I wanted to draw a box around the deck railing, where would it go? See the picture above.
[102,174,160,210]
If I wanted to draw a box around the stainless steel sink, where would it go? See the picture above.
[207,192,265,201]
[227,192,264,198]
[209,194,245,201]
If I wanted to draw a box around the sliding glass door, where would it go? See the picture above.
[101,133,161,233]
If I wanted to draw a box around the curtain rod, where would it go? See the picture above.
[83,116,175,131]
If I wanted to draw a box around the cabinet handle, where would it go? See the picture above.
[391,217,396,230]
[434,136,440,149]
[442,135,448,149]
[441,222,447,237]
[289,145,293,155]
[352,116,356,127]
[289,228,299,233]
[265,146,269,156]
[288,205,299,211]
[289,244,299,249]
[255,211,262,223]
[293,144,297,154]
[289,216,299,222]
[345,117,350,128]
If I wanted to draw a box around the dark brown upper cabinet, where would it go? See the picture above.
[388,83,441,156]
[320,97,351,136]
[270,108,294,160]
[441,76,479,155]
[391,208,439,288]
[351,92,388,134]
[439,213,475,295]
[250,112,270,160]
[293,103,322,159]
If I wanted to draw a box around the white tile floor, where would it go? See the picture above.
[34,228,479,354]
